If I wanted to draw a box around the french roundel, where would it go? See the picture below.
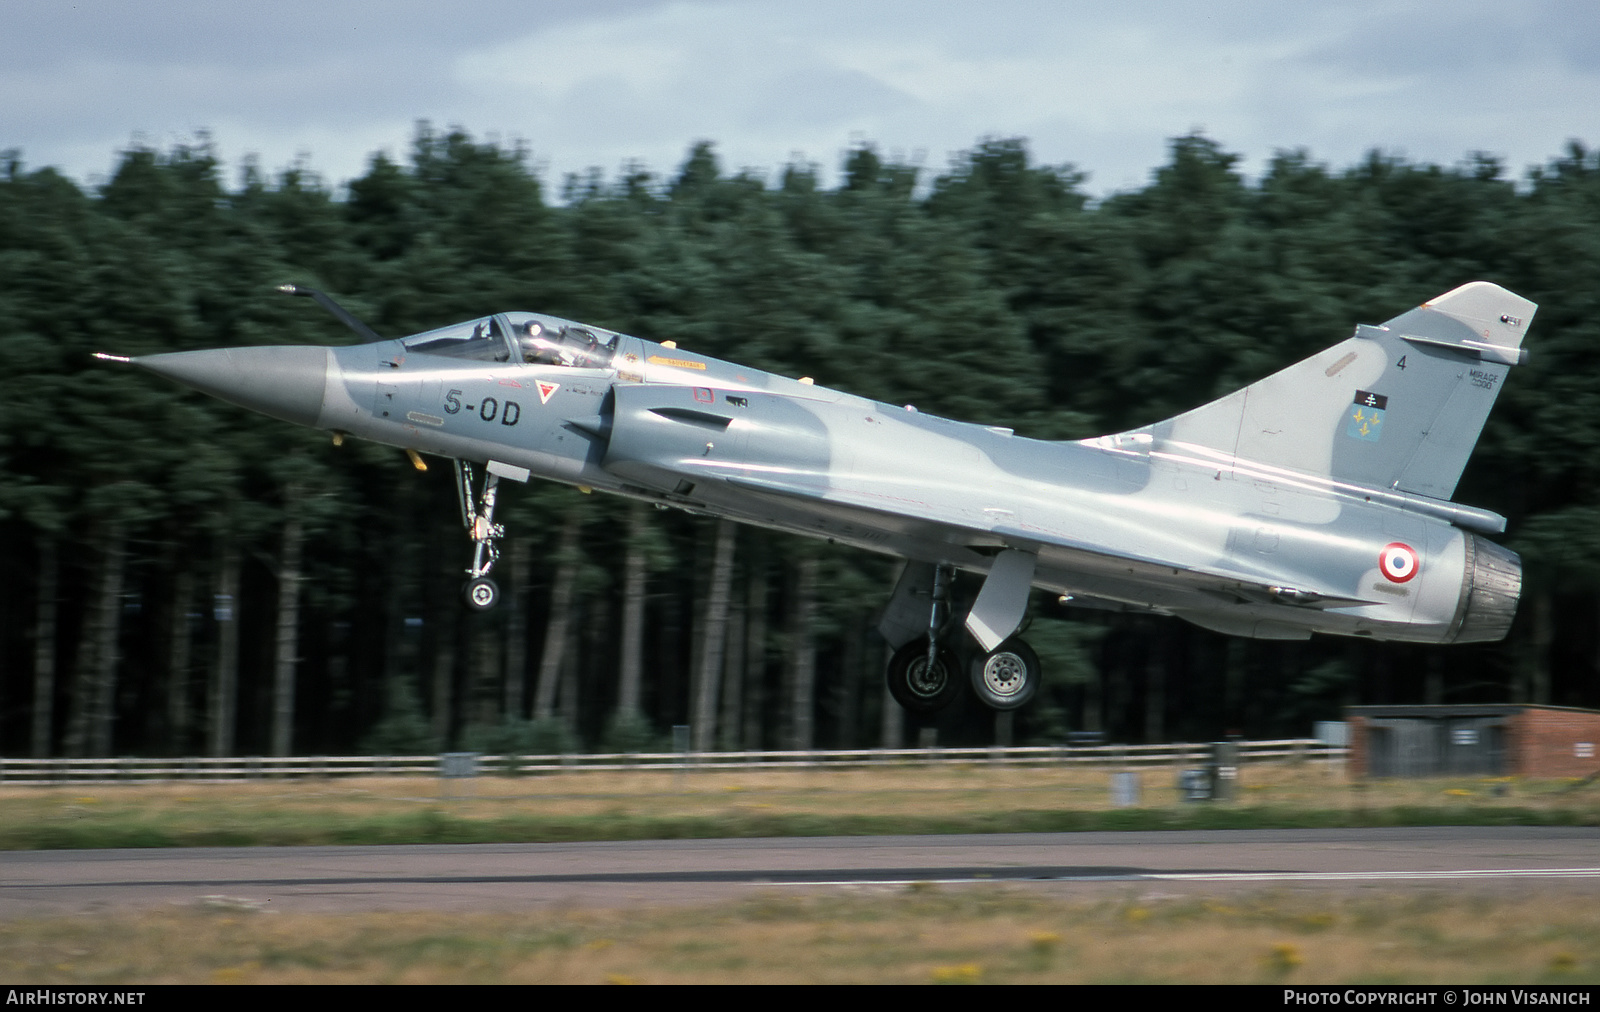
[1379,542,1419,583]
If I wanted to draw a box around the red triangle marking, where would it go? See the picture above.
[537,380,560,404]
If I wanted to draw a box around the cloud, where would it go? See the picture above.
[1,0,1596,195]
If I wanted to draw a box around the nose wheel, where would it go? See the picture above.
[464,576,500,611]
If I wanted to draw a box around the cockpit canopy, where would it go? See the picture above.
[505,312,617,369]
[403,317,510,361]
[401,312,619,370]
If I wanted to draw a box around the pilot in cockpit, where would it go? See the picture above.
[517,320,608,368]
[517,320,558,365]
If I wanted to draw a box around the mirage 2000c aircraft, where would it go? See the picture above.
[101,281,1532,715]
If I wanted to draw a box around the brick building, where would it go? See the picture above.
[1346,704,1600,778]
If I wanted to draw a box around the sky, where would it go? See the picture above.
[2,0,1598,198]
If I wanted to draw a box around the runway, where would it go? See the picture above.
[2,826,1596,916]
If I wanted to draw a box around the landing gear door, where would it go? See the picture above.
[878,561,937,650]
[965,549,1037,652]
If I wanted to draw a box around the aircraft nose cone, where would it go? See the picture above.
[135,345,331,428]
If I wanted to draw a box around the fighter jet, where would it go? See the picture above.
[101,281,1532,714]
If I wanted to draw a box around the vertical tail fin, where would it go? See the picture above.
[1142,282,1535,500]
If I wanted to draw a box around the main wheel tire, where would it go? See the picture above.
[886,642,963,714]
[969,638,1040,710]
[463,576,500,611]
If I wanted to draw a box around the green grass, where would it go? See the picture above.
[2,765,1596,849]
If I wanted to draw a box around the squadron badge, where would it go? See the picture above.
[1348,390,1387,442]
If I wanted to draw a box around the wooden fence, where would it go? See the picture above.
[0,739,1344,784]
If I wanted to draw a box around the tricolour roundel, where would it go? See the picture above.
[1379,542,1419,583]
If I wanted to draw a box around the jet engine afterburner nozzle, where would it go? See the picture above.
[1448,534,1523,644]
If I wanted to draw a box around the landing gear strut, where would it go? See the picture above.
[885,564,963,714]
[882,561,1044,714]
[457,460,503,610]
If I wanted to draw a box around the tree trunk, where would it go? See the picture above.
[1223,638,1244,732]
[31,537,57,758]
[89,522,126,757]
[616,503,647,720]
[209,541,240,757]
[272,493,304,757]
[787,554,817,751]
[167,566,194,755]
[743,547,769,750]
[1082,652,1103,734]
[63,606,96,759]
[560,600,581,738]
[720,575,745,751]
[994,710,1013,747]
[534,514,579,721]
[692,520,736,752]
[583,594,610,737]
[1531,590,1553,705]
[503,536,530,720]
[685,526,709,734]
[474,623,500,727]
[1143,627,1165,743]
[65,524,126,757]
[879,644,902,748]
[837,616,863,748]
[430,621,454,748]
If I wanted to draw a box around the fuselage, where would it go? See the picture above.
[135,309,1520,645]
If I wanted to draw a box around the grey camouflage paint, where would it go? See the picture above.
[129,283,1533,648]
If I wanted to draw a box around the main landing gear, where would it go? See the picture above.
[885,564,963,714]
[457,460,504,611]
[882,562,1043,714]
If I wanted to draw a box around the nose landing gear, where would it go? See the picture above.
[457,460,503,610]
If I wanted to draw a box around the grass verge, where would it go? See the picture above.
[3,888,1598,984]
[1,764,1596,849]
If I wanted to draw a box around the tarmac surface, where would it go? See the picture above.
[2,826,1597,916]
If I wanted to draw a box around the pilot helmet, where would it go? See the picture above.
[518,320,547,360]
